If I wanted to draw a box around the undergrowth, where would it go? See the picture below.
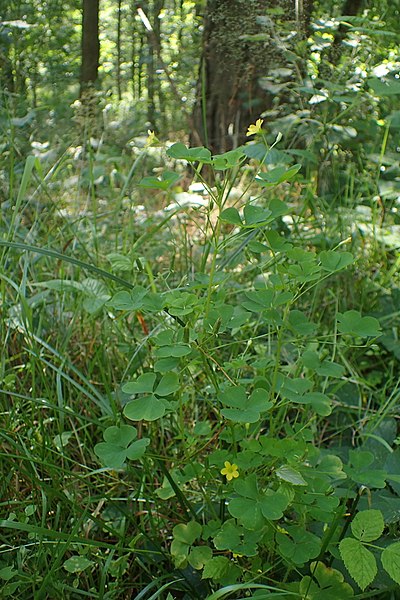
[1,118,400,600]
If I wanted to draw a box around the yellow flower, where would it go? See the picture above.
[221,461,239,482]
[146,130,158,146]
[246,118,264,137]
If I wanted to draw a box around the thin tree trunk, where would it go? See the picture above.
[80,0,100,94]
[116,0,122,101]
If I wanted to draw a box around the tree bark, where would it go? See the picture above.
[80,0,100,94]
[191,0,302,154]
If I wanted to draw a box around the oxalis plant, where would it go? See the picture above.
[93,120,400,598]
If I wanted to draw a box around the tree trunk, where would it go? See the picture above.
[191,0,299,154]
[80,0,100,94]
[116,0,122,101]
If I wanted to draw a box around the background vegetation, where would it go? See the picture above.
[1,0,400,598]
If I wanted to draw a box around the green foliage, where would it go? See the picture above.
[2,2,400,591]
[339,508,400,590]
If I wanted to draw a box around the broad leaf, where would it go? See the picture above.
[381,542,400,585]
[339,538,377,590]
[351,509,384,542]
[276,465,307,486]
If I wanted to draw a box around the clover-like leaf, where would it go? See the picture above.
[166,142,212,163]
[94,424,149,468]
[337,310,382,337]
[139,170,180,190]
[243,204,272,226]
[256,163,301,186]
[319,250,354,272]
[219,207,243,225]
[288,310,317,335]
[228,475,289,528]
[188,546,213,569]
[345,450,387,488]
[154,372,180,396]
[302,350,344,378]
[276,526,321,565]
[219,386,272,423]
[122,373,157,395]
[212,148,245,170]
[107,287,148,311]
[123,394,169,421]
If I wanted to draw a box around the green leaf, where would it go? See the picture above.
[173,521,202,544]
[219,386,272,423]
[228,475,289,528]
[103,424,137,446]
[122,373,157,395]
[123,394,168,421]
[346,450,387,488]
[125,438,150,460]
[107,253,133,271]
[302,392,332,416]
[276,465,307,486]
[319,250,354,272]
[381,542,400,585]
[351,509,384,542]
[167,143,212,163]
[154,372,180,396]
[339,537,377,590]
[243,204,272,226]
[139,170,180,190]
[259,489,290,520]
[276,527,321,565]
[220,207,242,226]
[107,287,147,311]
[154,356,180,372]
[264,230,292,252]
[288,310,317,335]
[368,77,400,96]
[171,521,200,567]
[63,556,93,574]
[256,164,301,186]
[201,556,231,580]
[302,350,344,378]
[212,148,245,170]
[155,343,191,357]
[0,566,18,581]
[188,545,213,569]
[337,310,382,337]
[213,520,262,556]
[299,561,355,599]
[94,442,127,469]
